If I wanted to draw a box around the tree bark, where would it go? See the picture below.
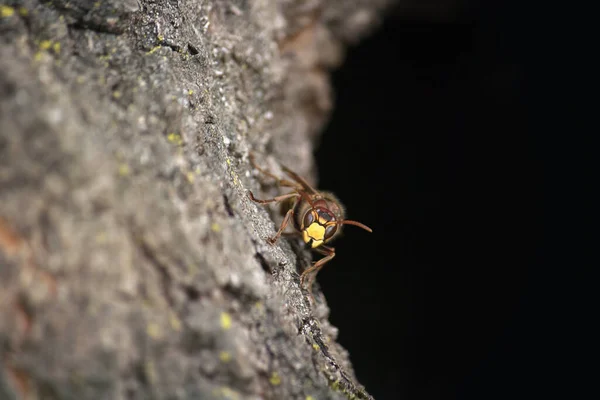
[1,1,393,399]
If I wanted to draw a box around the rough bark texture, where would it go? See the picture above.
[1,1,392,399]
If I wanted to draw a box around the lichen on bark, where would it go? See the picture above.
[1,1,394,399]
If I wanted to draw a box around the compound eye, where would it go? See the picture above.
[324,224,337,241]
[303,210,315,228]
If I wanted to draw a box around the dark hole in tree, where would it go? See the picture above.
[314,3,543,399]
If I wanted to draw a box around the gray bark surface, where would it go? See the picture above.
[1,1,393,399]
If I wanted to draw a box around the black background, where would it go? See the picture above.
[314,1,591,399]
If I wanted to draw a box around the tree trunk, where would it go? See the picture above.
[1,1,392,399]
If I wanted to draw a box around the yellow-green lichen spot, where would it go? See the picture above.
[1,5,15,18]
[220,312,232,330]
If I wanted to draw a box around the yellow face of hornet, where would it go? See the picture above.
[301,209,338,248]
